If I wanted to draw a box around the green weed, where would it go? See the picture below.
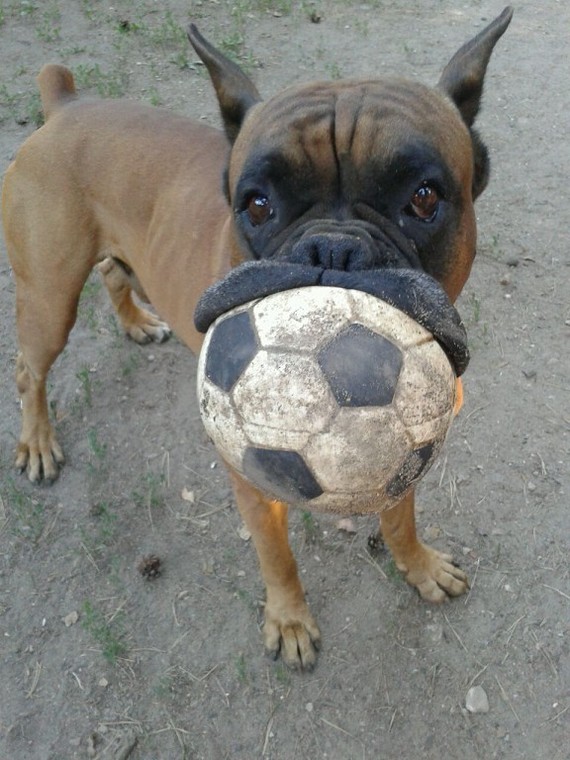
[146,10,186,48]
[81,599,126,664]
[145,85,161,107]
[301,510,318,543]
[325,61,342,80]
[76,367,93,408]
[384,557,403,584]
[87,427,107,465]
[274,662,291,685]
[74,63,128,98]
[220,30,245,61]
[235,652,248,683]
[3,477,45,541]
[79,502,117,557]
[121,349,141,377]
[132,472,165,511]
[35,5,60,42]
[235,587,257,613]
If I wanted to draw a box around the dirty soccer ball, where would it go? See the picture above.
[197,286,457,513]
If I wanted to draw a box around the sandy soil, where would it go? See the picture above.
[0,1,568,758]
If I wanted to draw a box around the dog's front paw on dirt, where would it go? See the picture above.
[263,598,321,671]
[16,430,65,484]
[397,543,469,603]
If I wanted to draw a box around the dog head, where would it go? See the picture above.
[190,9,512,375]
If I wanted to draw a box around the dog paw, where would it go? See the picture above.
[263,598,321,670]
[396,543,469,603]
[16,433,65,484]
[126,309,172,345]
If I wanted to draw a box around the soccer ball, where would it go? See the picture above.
[197,286,457,513]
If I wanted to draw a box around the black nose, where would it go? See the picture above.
[290,232,376,271]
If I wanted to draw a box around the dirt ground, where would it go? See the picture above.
[0,1,568,758]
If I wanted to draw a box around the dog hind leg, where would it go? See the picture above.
[12,266,94,483]
[96,257,171,344]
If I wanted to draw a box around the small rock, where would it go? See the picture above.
[98,677,109,687]
[237,524,251,541]
[63,611,79,627]
[465,685,489,713]
[336,517,356,533]
[181,487,195,503]
[306,702,314,712]
[425,623,443,644]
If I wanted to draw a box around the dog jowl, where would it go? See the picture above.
[2,8,512,668]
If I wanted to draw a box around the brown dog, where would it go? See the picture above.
[2,8,512,669]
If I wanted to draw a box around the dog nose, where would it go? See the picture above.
[291,232,375,271]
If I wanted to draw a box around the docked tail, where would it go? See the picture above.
[37,64,77,120]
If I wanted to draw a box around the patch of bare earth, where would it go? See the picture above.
[0,2,568,758]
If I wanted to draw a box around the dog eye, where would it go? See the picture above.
[408,184,440,221]
[245,194,273,226]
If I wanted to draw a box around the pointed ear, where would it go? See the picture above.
[188,24,262,143]
[438,7,513,127]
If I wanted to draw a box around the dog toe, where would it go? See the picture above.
[263,604,321,671]
[399,543,469,602]
[16,433,64,485]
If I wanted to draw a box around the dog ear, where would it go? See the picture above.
[188,24,261,143]
[438,7,513,128]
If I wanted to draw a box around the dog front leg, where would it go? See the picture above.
[228,469,321,670]
[379,489,469,603]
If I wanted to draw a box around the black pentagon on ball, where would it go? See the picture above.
[205,310,258,392]
[242,447,323,503]
[317,323,403,407]
[386,442,436,498]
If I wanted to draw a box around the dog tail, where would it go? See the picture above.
[37,64,77,120]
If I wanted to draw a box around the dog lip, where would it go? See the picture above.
[193,260,469,377]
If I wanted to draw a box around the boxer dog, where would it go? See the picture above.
[2,8,512,669]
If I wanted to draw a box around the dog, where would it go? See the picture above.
[2,8,512,669]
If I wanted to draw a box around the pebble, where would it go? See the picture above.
[425,623,443,644]
[424,525,442,540]
[465,685,489,713]
[62,611,79,627]
[237,524,251,541]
